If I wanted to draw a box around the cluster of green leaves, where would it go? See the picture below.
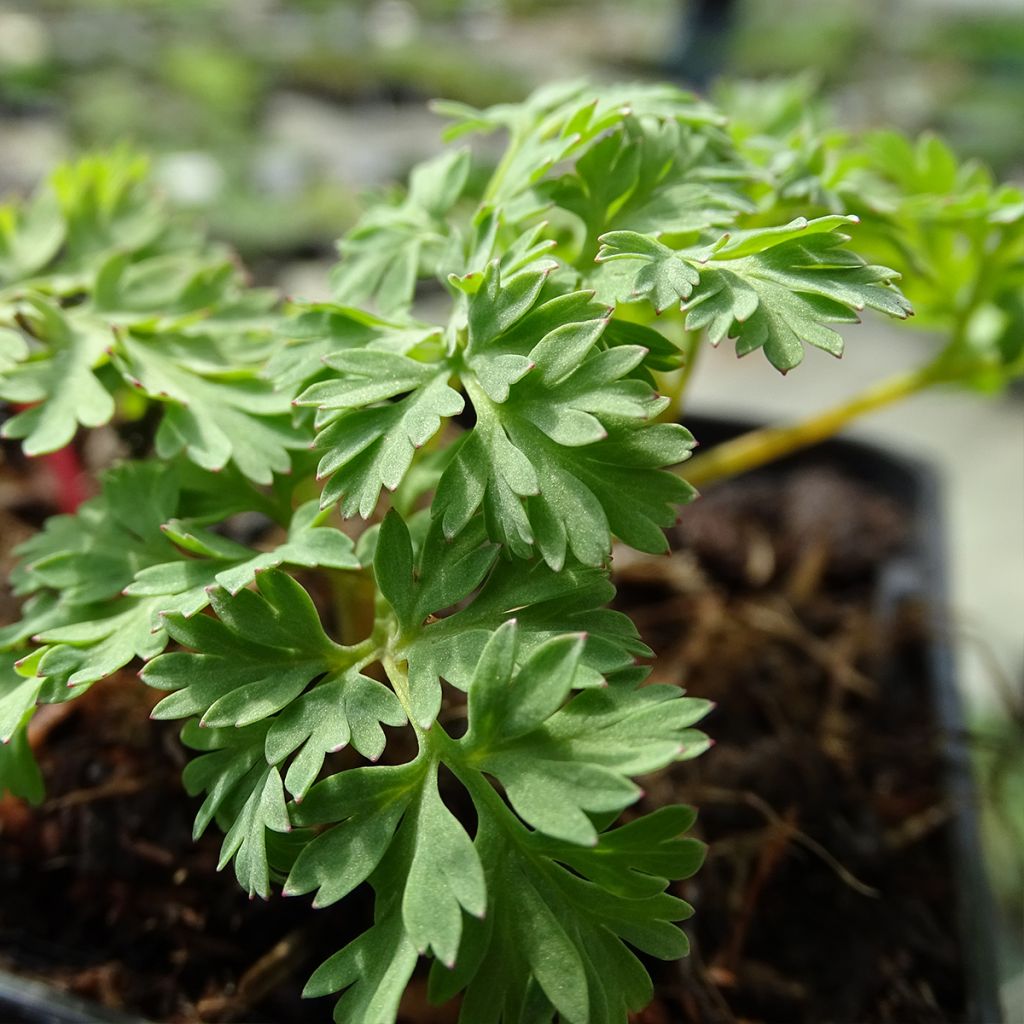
[0,149,306,479]
[713,77,1024,389]
[10,74,1017,1023]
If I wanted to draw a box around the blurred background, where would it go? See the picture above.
[2,0,1023,280]
[1,0,1021,1013]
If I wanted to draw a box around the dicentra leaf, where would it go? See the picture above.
[142,570,341,727]
[286,615,708,1024]
[451,261,696,567]
[298,350,464,518]
[0,299,115,455]
[598,215,913,372]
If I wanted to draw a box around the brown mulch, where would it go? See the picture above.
[0,445,967,1023]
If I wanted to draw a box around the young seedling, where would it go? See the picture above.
[1,80,1019,1023]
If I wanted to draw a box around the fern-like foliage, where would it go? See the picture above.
[0,78,960,1024]
[0,150,305,476]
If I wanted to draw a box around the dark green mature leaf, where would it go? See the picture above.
[462,623,709,844]
[0,725,44,805]
[0,652,44,744]
[288,616,706,1024]
[143,570,405,794]
[372,512,644,727]
[267,672,406,798]
[535,805,705,899]
[177,719,289,897]
[10,461,177,604]
[374,512,497,639]
[303,901,419,1022]
[142,571,342,727]
[34,598,170,691]
[434,822,694,1024]
[285,618,706,1024]
[286,761,422,904]
[298,350,464,518]
[0,653,45,803]
[434,261,696,567]
[401,769,487,965]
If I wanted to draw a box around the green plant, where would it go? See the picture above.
[1,79,1020,1023]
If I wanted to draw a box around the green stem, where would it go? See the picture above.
[681,362,944,489]
[382,652,426,743]
[659,329,702,423]
[675,330,702,412]
[482,129,523,206]
[432,730,531,851]
[328,631,383,673]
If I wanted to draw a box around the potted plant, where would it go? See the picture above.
[0,79,1017,1022]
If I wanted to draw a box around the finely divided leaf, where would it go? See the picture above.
[599,216,912,372]
[142,571,340,727]
[0,299,115,455]
[300,351,464,518]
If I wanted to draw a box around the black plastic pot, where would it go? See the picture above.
[0,418,1003,1024]
[684,414,1002,1024]
[0,972,144,1024]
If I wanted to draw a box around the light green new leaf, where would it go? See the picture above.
[10,467,357,692]
[330,148,470,314]
[0,188,64,286]
[35,596,169,690]
[127,499,359,611]
[595,231,700,313]
[600,216,912,372]
[0,328,28,373]
[11,461,178,604]
[267,303,443,393]
[115,331,306,483]
[0,299,115,454]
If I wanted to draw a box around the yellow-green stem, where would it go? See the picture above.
[681,364,942,489]
[659,329,702,423]
[383,652,425,740]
